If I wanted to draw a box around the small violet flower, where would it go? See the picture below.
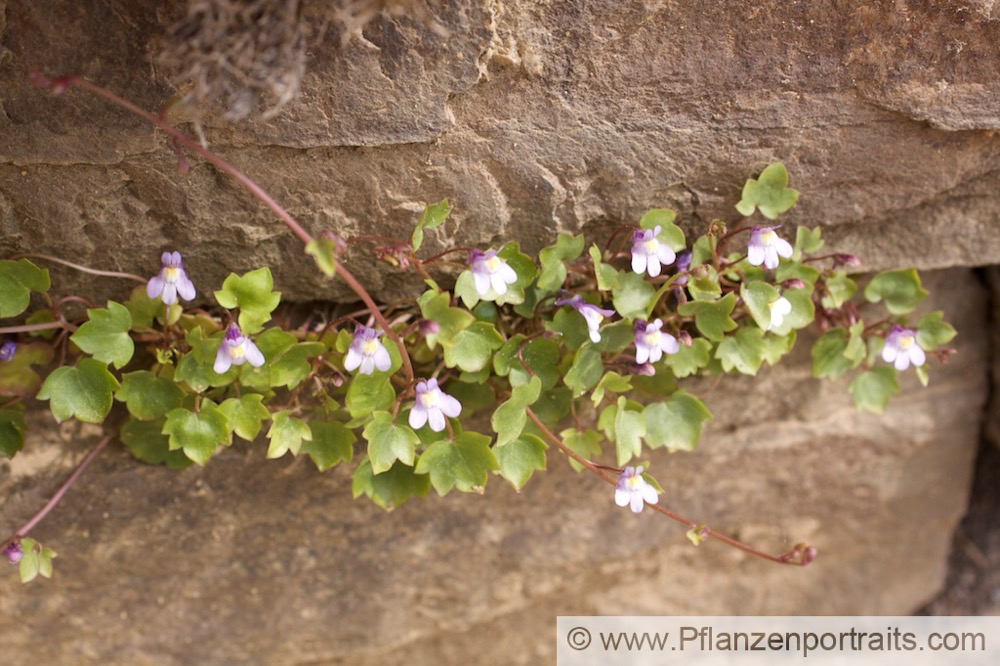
[344,326,391,375]
[630,226,676,278]
[146,251,196,305]
[615,465,659,513]
[0,340,16,361]
[881,325,926,371]
[747,226,793,270]
[213,323,265,374]
[766,296,792,331]
[468,249,518,298]
[2,541,22,564]
[673,250,692,286]
[556,295,615,343]
[633,319,679,365]
[409,378,462,432]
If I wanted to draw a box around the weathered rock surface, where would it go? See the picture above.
[0,270,988,664]
[1,1,1000,304]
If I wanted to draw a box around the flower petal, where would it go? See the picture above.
[360,356,375,375]
[647,346,663,364]
[374,345,392,372]
[882,344,898,364]
[440,394,462,418]
[245,341,265,368]
[146,275,165,299]
[629,491,645,513]
[409,405,428,430]
[213,348,233,374]
[472,270,491,296]
[894,353,911,371]
[657,245,676,267]
[642,484,659,505]
[909,345,926,367]
[177,275,196,301]
[161,282,178,305]
[635,345,650,365]
[631,252,647,275]
[764,248,780,270]
[661,334,680,355]
[344,348,362,371]
[747,245,766,267]
[775,237,794,259]
[615,488,631,507]
[589,328,602,343]
[647,256,662,278]
[499,262,518,284]
[427,408,446,432]
[491,271,509,295]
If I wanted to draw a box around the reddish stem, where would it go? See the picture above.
[525,408,814,566]
[3,434,111,545]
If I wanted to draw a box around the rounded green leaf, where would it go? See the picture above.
[162,404,232,465]
[305,237,338,277]
[414,431,499,495]
[741,281,780,331]
[302,420,356,471]
[735,162,799,219]
[363,411,420,474]
[492,375,542,447]
[559,428,603,472]
[120,417,193,469]
[116,371,185,421]
[916,311,957,350]
[266,411,312,459]
[444,321,504,372]
[642,392,712,452]
[0,406,26,459]
[849,367,900,414]
[495,434,547,490]
[678,293,737,342]
[70,301,134,369]
[563,343,604,396]
[37,358,120,424]
[612,272,655,319]
[213,268,281,333]
[411,199,450,252]
[537,233,585,293]
[665,338,712,378]
[352,457,431,511]
[863,269,928,315]
[219,394,270,441]
[811,328,860,379]
[0,342,54,396]
[0,259,50,318]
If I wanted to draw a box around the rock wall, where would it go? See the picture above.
[1,1,998,663]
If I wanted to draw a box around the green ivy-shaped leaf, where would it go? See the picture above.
[643,392,712,452]
[346,373,395,419]
[715,327,766,375]
[37,358,120,424]
[495,336,561,390]
[302,420,356,472]
[415,431,499,495]
[266,411,312,459]
[849,367,900,414]
[162,403,232,465]
[591,371,632,406]
[0,343,54,396]
[639,209,686,251]
[589,245,621,291]
[363,411,420,474]
[599,397,646,466]
[678,293,737,342]
[740,281,780,331]
[219,394,270,441]
[536,233,585,293]
[612,272,655,319]
[792,226,824,261]
[495,434,547,490]
[593,320,634,354]
[120,417,193,469]
[863,269,928,315]
[124,285,164,330]
[687,266,723,301]
[0,406,26,459]
[821,271,857,309]
[735,162,799,219]
[768,288,815,336]
[417,289,475,350]
[560,428,603,472]
[115,371,185,421]
[411,199,451,252]
[444,321,504,372]
[665,338,712,378]
[564,343,604,396]
[214,268,282,334]
[545,307,590,351]
[18,538,56,583]
[492,375,542,447]
[69,301,134,369]
[352,457,431,511]
[305,237,338,277]
[0,259,50,318]
[916,311,957,350]
[811,328,859,379]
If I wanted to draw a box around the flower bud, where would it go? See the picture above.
[834,253,861,268]
[2,541,23,564]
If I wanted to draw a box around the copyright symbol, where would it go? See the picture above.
[567,627,592,651]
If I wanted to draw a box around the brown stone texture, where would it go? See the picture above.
[0,0,998,663]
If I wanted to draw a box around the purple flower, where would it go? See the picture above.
[767,296,792,331]
[2,541,22,564]
[418,319,440,337]
[633,319,679,365]
[673,250,692,286]
[614,465,659,513]
[0,340,16,361]
[344,326,391,375]
[630,226,677,278]
[881,325,925,371]
[213,323,265,374]
[468,249,518,298]
[747,226,793,270]
[408,378,462,432]
[146,251,196,305]
[556,295,615,343]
